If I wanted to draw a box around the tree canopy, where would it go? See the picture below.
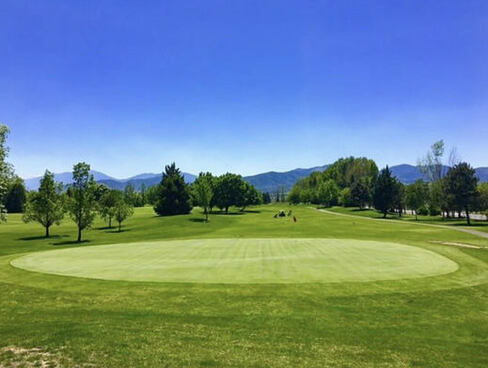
[443,163,479,225]
[23,170,66,237]
[67,162,98,242]
[154,163,192,216]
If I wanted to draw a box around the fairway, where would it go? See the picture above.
[12,238,458,283]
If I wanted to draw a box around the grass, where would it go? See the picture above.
[1,204,488,367]
[11,238,458,283]
[327,206,488,232]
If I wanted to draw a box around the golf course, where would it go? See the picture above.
[1,204,488,367]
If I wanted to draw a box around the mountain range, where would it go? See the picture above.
[23,164,488,193]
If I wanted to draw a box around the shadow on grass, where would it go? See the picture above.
[52,240,92,246]
[104,229,131,234]
[448,222,488,227]
[18,234,68,241]
[209,211,244,216]
[188,218,208,223]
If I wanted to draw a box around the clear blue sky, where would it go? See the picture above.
[1,0,487,179]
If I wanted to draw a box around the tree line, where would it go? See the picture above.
[287,142,488,225]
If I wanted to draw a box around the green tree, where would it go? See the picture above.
[0,124,13,222]
[351,179,371,209]
[238,181,262,211]
[114,199,134,232]
[323,157,378,189]
[140,183,147,205]
[154,163,192,216]
[145,185,160,205]
[99,189,123,228]
[213,173,244,214]
[93,183,109,202]
[67,162,97,242]
[373,166,397,218]
[192,173,214,221]
[317,179,339,207]
[339,187,354,207]
[4,177,26,213]
[443,163,479,225]
[262,192,271,204]
[478,183,488,220]
[405,180,429,220]
[393,181,406,217]
[23,170,66,237]
[287,185,301,204]
[124,183,137,206]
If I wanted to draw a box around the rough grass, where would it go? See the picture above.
[1,204,488,367]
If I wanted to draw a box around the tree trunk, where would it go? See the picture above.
[225,206,229,214]
[109,217,112,228]
[77,227,82,242]
[118,222,122,232]
[466,208,471,226]
[383,211,387,218]
[205,210,209,222]
[45,225,50,238]
[415,212,418,221]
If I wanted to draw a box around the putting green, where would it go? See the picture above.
[11,238,458,284]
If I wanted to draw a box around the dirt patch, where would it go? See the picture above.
[429,241,482,249]
[0,346,72,368]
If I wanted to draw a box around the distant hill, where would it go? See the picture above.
[23,164,486,192]
[24,171,117,191]
[97,173,196,191]
[24,171,196,191]
[243,165,329,193]
[390,164,487,184]
[476,167,488,182]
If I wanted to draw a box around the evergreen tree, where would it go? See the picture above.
[351,179,371,209]
[4,177,26,213]
[23,170,66,237]
[373,166,397,218]
[154,163,192,216]
[67,162,97,242]
[443,163,479,225]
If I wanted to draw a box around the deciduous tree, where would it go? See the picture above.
[192,173,214,221]
[67,162,97,242]
[114,199,134,232]
[23,170,66,237]
[99,189,123,228]
[405,180,429,220]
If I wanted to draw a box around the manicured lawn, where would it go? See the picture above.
[12,238,457,283]
[1,204,488,367]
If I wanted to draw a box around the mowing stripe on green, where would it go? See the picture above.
[11,238,458,284]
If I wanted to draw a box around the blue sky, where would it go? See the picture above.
[1,0,487,179]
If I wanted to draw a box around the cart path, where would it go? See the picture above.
[315,208,488,241]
